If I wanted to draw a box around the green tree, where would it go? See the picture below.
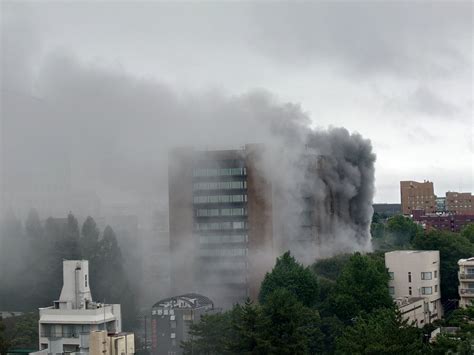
[182,312,233,355]
[386,214,423,247]
[412,230,474,301]
[335,308,425,354]
[80,216,100,259]
[259,251,318,307]
[461,223,474,243]
[330,252,393,321]
[94,226,136,329]
[257,288,323,355]
[228,299,262,354]
[0,318,10,355]
[312,254,351,281]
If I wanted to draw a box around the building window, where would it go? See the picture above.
[421,287,433,295]
[170,333,176,339]
[388,272,394,280]
[435,285,438,293]
[421,272,432,280]
[408,272,412,283]
[85,274,88,287]
[389,287,395,295]
[434,270,438,278]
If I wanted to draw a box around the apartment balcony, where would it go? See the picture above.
[459,288,474,296]
[458,273,474,280]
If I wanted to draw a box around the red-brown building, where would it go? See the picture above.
[412,209,474,233]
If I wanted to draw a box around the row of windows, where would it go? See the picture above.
[193,194,247,204]
[193,181,247,191]
[200,248,248,257]
[389,285,438,296]
[195,221,247,231]
[389,271,438,281]
[199,234,248,244]
[196,208,247,217]
[202,261,248,270]
[193,167,247,177]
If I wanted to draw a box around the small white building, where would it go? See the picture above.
[36,260,122,354]
[385,250,443,325]
[458,257,474,308]
[89,330,135,355]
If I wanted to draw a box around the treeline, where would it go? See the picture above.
[182,252,426,354]
[0,210,136,328]
[182,218,474,354]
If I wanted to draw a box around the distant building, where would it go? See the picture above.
[446,192,474,215]
[412,209,473,233]
[34,260,126,355]
[395,296,429,327]
[373,203,401,218]
[151,293,215,355]
[458,258,474,308]
[400,181,436,215]
[385,250,443,325]
[435,197,446,213]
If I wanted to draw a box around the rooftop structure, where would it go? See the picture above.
[458,257,474,308]
[385,250,443,325]
[151,293,215,355]
[36,260,122,355]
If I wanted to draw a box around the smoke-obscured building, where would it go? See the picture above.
[151,293,215,355]
[400,181,436,215]
[168,145,273,305]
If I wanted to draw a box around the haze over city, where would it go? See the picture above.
[0,1,473,355]
[2,1,472,205]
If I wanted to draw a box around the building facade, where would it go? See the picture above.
[151,293,215,355]
[36,260,122,354]
[385,251,443,325]
[412,210,474,233]
[168,146,273,305]
[395,296,430,328]
[400,181,436,215]
[458,258,474,308]
[89,330,135,355]
[446,192,474,215]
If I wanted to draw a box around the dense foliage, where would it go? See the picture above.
[183,251,405,354]
[259,251,319,307]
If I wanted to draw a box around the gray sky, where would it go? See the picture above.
[1,0,473,203]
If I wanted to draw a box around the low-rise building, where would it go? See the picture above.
[458,257,474,308]
[412,209,474,233]
[35,260,123,354]
[395,296,429,327]
[385,250,443,324]
[89,330,135,355]
[151,293,215,355]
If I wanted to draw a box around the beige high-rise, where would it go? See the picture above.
[400,180,436,215]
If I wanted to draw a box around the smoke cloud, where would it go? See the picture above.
[1,12,375,305]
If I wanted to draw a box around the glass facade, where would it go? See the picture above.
[192,160,249,295]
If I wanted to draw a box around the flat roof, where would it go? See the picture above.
[385,250,438,255]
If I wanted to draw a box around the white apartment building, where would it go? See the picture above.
[458,257,474,308]
[385,250,443,325]
[36,260,122,354]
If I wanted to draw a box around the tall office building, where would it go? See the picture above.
[400,180,437,215]
[168,145,273,306]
